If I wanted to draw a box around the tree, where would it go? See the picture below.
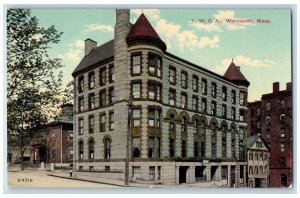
[7,9,64,170]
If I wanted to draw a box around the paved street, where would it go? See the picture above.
[7,170,118,188]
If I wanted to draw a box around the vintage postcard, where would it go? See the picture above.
[5,7,293,191]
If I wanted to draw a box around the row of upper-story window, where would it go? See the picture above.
[250,114,287,130]
[168,66,247,106]
[248,165,268,175]
[250,99,287,117]
[77,52,247,106]
[78,81,246,121]
[78,112,114,135]
[77,64,115,93]
[249,152,268,161]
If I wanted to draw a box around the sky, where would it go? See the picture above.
[30,8,292,102]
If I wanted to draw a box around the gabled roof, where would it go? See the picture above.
[127,13,161,41]
[247,135,270,150]
[72,40,114,76]
[224,61,250,87]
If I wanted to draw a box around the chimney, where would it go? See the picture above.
[286,82,292,91]
[85,38,97,56]
[273,82,279,93]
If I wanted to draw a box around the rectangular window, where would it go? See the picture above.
[78,97,84,112]
[109,65,114,82]
[100,68,106,86]
[79,118,84,135]
[211,82,217,98]
[201,79,207,95]
[109,88,114,105]
[181,72,188,88]
[132,138,141,158]
[181,93,187,109]
[133,108,141,127]
[194,141,199,158]
[148,54,162,77]
[148,82,161,101]
[170,139,175,157]
[99,89,106,108]
[149,166,155,181]
[100,114,106,132]
[169,89,176,106]
[69,131,74,142]
[148,137,160,158]
[201,98,207,113]
[266,102,271,111]
[192,75,199,92]
[211,101,216,116]
[78,76,84,93]
[192,96,198,111]
[222,86,227,101]
[239,92,246,106]
[132,166,141,178]
[231,107,236,120]
[256,108,261,117]
[89,166,94,171]
[222,104,227,118]
[240,109,246,122]
[280,157,285,168]
[201,142,205,157]
[89,93,95,110]
[148,109,161,128]
[89,116,94,134]
[132,83,141,99]
[182,140,186,158]
[109,112,114,130]
[69,149,74,160]
[280,99,286,109]
[280,142,285,152]
[132,54,141,75]
[149,109,155,127]
[88,72,95,89]
[231,90,236,104]
[169,67,176,84]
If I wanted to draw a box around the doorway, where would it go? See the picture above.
[179,166,189,184]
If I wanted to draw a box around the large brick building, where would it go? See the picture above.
[247,82,292,187]
[72,9,250,186]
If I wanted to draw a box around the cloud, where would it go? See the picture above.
[69,40,85,49]
[58,49,82,64]
[85,24,114,32]
[198,35,220,48]
[131,9,160,21]
[212,55,275,75]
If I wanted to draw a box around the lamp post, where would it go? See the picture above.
[125,98,133,186]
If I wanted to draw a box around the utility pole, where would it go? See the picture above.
[125,98,133,186]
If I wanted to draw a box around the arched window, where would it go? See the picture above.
[88,139,94,160]
[260,165,263,173]
[260,153,264,160]
[195,119,200,133]
[200,120,206,135]
[249,153,253,160]
[254,166,258,174]
[255,153,258,160]
[79,141,83,160]
[182,116,187,132]
[211,123,217,158]
[249,166,253,174]
[232,132,236,159]
[170,114,175,130]
[104,138,111,159]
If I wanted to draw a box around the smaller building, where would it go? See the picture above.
[246,135,270,188]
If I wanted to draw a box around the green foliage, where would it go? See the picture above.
[7,9,65,169]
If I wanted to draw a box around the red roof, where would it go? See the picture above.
[127,13,162,41]
[224,61,250,86]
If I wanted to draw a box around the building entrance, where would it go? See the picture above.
[179,166,189,184]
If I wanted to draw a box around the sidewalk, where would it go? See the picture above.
[48,171,163,188]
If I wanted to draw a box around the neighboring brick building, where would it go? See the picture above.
[247,82,292,187]
[30,104,74,164]
[246,135,270,188]
[72,9,250,186]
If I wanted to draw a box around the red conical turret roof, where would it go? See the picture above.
[126,13,166,51]
[224,60,250,87]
